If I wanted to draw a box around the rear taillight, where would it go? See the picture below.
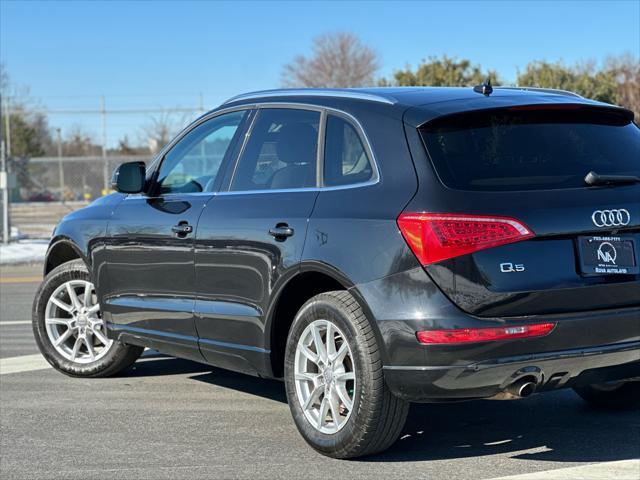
[397,213,534,265]
[416,322,556,345]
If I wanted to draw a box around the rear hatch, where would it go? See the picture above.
[403,103,640,317]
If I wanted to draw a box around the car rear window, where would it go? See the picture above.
[420,106,640,191]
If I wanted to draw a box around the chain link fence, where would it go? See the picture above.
[2,155,150,239]
[16,155,150,202]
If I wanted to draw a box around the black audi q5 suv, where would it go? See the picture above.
[33,86,640,458]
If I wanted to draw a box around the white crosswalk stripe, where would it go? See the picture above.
[0,320,31,325]
[490,459,640,480]
[0,353,51,375]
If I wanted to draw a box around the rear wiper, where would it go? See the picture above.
[584,171,640,187]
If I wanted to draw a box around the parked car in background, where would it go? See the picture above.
[27,191,56,202]
[33,86,640,458]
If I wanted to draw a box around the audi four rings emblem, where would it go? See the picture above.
[591,209,631,228]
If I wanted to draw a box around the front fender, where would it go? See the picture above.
[45,193,125,292]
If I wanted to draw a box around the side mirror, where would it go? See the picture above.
[111,161,146,194]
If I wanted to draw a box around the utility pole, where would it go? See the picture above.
[0,93,9,244]
[57,128,65,203]
[101,95,108,195]
[4,95,11,160]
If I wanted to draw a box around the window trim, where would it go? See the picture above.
[219,102,380,195]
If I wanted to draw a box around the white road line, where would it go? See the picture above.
[490,459,640,480]
[0,354,51,375]
[0,320,31,325]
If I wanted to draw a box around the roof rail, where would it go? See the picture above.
[222,89,397,106]
[495,86,582,98]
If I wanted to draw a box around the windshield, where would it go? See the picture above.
[420,106,640,191]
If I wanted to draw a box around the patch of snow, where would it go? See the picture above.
[10,226,28,240]
[0,240,49,265]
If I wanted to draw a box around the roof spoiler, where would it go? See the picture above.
[494,86,582,98]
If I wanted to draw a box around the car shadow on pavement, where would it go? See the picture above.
[124,355,288,403]
[125,357,640,463]
[369,393,640,463]
[190,370,287,403]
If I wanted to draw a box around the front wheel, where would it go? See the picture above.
[574,381,640,410]
[284,291,409,459]
[32,259,143,377]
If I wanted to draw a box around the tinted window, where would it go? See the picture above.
[230,108,320,191]
[324,115,373,187]
[421,107,640,191]
[157,110,245,194]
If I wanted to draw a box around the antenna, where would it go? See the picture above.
[473,78,493,96]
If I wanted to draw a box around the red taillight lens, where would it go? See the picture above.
[416,322,556,345]
[397,213,534,265]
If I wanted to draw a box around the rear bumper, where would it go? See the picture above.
[353,267,640,402]
[384,341,640,401]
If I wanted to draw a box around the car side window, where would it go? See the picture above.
[323,114,374,187]
[156,110,246,195]
[230,108,320,191]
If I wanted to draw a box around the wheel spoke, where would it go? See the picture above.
[85,337,96,361]
[46,317,71,326]
[295,372,317,383]
[325,321,337,358]
[317,397,329,429]
[71,336,83,360]
[328,389,343,427]
[302,385,323,411]
[300,344,320,365]
[311,324,328,364]
[92,328,110,347]
[331,342,349,365]
[335,383,353,411]
[335,371,355,382]
[53,328,73,347]
[51,297,73,313]
[83,282,92,307]
[66,283,81,310]
[86,304,100,315]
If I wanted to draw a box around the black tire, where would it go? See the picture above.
[32,259,143,377]
[574,381,640,410]
[284,290,409,459]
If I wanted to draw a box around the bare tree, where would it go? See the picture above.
[606,53,640,118]
[282,32,380,88]
[141,111,182,154]
[63,126,100,156]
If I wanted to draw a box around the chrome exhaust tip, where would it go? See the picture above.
[506,378,537,398]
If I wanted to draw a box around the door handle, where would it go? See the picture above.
[269,225,294,239]
[172,222,193,236]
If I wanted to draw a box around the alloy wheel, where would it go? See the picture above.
[44,279,113,364]
[294,319,356,434]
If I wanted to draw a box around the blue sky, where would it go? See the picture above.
[1,0,639,147]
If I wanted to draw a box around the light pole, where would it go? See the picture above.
[101,95,108,195]
[0,93,9,244]
[57,128,64,203]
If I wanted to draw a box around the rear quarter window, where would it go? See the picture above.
[323,115,374,187]
[420,107,640,191]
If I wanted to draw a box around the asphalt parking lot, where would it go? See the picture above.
[1,264,639,480]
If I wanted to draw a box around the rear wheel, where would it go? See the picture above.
[32,259,143,377]
[573,380,640,410]
[284,291,409,459]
